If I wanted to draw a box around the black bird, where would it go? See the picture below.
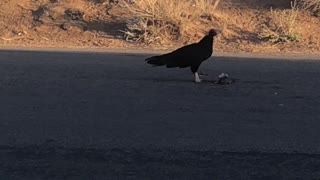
[145,29,218,83]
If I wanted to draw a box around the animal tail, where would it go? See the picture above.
[145,55,166,66]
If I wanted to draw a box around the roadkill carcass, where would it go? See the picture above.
[214,73,235,84]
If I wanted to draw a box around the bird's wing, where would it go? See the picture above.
[165,43,198,57]
[161,43,201,67]
[165,43,199,61]
[145,42,205,68]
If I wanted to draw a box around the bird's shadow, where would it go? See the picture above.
[123,77,193,83]
[125,77,237,85]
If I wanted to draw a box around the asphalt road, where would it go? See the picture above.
[1,49,320,179]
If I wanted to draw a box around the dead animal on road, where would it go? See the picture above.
[145,29,219,83]
[201,73,236,85]
[214,73,235,84]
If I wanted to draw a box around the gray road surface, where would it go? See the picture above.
[1,49,320,179]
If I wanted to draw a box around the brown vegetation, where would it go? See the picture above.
[0,0,319,54]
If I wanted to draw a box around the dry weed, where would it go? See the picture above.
[259,0,299,43]
[119,0,221,44]
[300,0,320,12]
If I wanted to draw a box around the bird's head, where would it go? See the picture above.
[208,29,218,37]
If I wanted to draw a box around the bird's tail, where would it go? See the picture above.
[145,55,166,66]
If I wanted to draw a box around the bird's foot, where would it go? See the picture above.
[195,78,202,83]
[194,72,202,83]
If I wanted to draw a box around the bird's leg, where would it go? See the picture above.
[194,72,202,83]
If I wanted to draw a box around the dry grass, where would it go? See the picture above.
[300,0,320,11]
[1,0,320,53]
[119,0,221,44]
[259,0,300,43]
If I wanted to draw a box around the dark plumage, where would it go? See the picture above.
[145,29,218,83]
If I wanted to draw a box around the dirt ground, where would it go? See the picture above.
[0,0,320,54]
